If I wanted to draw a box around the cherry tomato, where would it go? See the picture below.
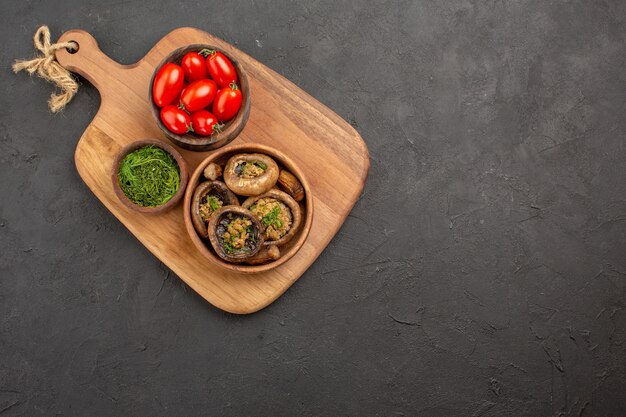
[152,63,185,107]
[203,50,238,88]
[191,110,223,136]
[181,52,209,82]
[180,79,217,113]
[212,83,242,122]
[160,105,192,134]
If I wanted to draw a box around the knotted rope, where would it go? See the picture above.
[13,26,79,113]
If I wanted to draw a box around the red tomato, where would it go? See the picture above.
[203,50,238,87]
[181,52,209,82]
[160,105,192,134]
[191,110,223,136]
[180,79,217,112]
[152,63,185,107]
[212,83,242,122]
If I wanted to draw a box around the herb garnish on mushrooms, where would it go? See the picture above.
[223,153,279,196]
[191,181,239,238]
[249,198,292,241]
[198,195,223,222]
[221,216,252,253]
[235,161,267,178]
[262,206,284,229]
[208,207,264,262]
[242,189,302,246]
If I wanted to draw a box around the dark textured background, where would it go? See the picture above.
[1,1,625,416]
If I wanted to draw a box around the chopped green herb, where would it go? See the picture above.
[208,196,221,211]
[223,241,235,254]
[117,145,180,207]
[236,161,267,178]
[262,206,283,229]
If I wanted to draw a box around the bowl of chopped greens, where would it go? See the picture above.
[112,139,188,214]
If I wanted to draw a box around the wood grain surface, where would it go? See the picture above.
[54,27,369,314]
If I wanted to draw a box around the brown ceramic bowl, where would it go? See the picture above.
[183,143,313,273]
[112,139,188,214]
[149,45,250,152]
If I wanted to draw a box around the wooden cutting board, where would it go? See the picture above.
[54,27,369,314]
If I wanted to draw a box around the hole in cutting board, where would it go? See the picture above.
[67,41,79,54]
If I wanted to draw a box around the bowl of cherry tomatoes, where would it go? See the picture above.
[150,44,250,151]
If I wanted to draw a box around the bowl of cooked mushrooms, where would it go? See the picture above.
[183,143,313,273]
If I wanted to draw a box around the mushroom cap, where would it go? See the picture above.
[207,206,264,263]
[223,153,279,196]
[191,181,239,238]
[277,169,305,202]
[242,188,303,247]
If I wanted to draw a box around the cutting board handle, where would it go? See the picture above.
[55,30,127,92]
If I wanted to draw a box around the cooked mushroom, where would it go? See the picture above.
[245,245,280,265]
[242,189,302,247]
[191,181,239,238]
[223,153,279,196]
[208,206,264,263]
[277,169,305,202]
[203,163,223,181]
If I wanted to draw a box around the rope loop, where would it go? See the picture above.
[13,26,79,113]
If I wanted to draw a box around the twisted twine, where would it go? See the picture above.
[13,26,79,113]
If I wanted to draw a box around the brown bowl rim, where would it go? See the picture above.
[183,143,314,273]
[112,139,189,214]
[149,44,251,152]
